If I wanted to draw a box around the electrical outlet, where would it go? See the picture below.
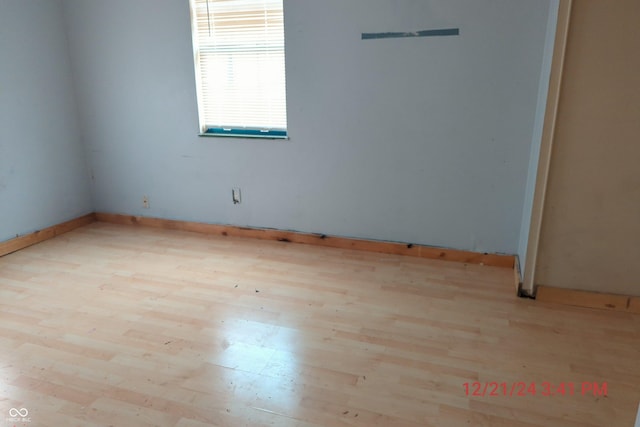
[143,196,150,209]
[232,188,241,204]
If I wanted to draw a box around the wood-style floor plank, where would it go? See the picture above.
[0,222,639,426]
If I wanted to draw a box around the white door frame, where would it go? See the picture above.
[521,0,573,295]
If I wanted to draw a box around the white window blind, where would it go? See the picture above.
[190,0,287,136]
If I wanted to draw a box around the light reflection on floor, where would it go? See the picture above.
[212,320,302,417]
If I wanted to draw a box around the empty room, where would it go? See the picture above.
[1,0,639,426]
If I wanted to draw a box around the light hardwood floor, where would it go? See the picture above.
[0,222,638,426]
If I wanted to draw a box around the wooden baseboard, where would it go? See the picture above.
[0,211,517,269]
[0,213,96,257]
[536,285,640,313]
[513,256,521,294]
[95,212,515,268]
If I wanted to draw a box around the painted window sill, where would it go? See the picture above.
[199,128,288,140]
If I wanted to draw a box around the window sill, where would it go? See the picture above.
[198,133,289,140]
[199,128,288,140]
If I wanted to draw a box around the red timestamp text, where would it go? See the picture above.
[462,381,608,397]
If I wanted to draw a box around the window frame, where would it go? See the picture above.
[189,0,289,140]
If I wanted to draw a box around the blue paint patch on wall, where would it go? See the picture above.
[362,28,459,40]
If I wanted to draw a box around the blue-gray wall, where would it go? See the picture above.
[63,0,552,255]
[0,0,92,242]
[2,0,554,258]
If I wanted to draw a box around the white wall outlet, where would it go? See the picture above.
[143,196,150,209]
[232,188,241,204]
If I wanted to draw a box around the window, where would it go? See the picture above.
[190,0,287,138]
